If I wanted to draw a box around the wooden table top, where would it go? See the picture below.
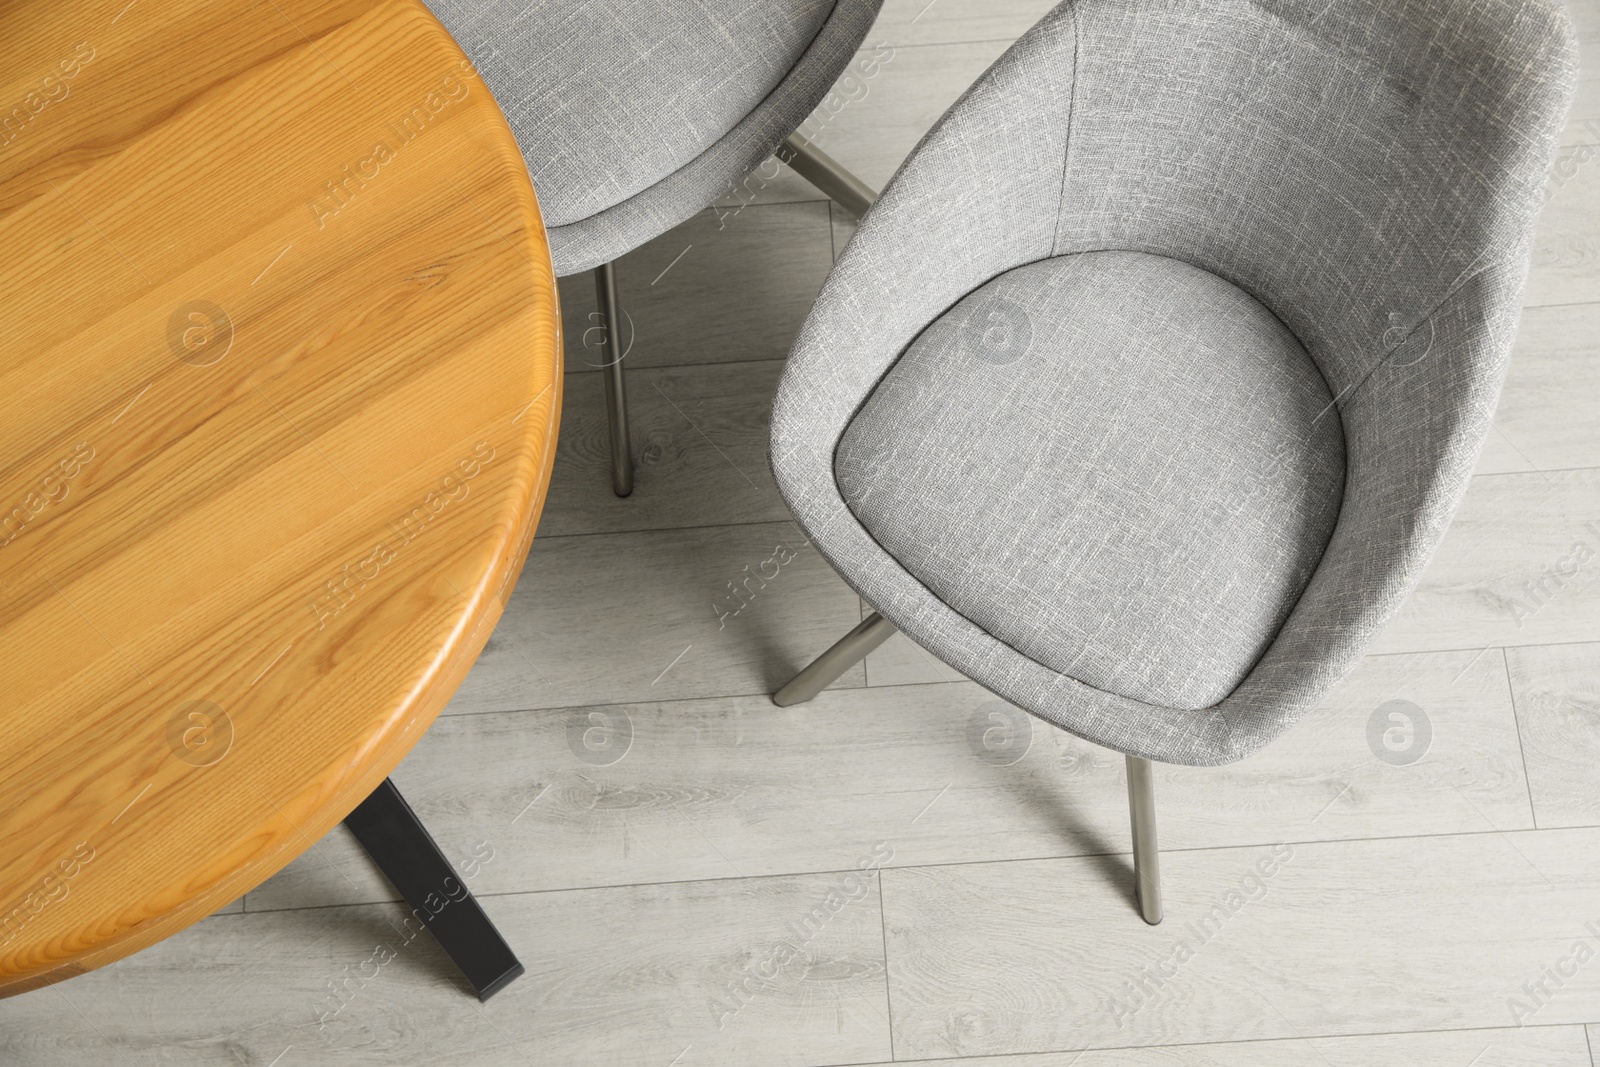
[0,0,560,996]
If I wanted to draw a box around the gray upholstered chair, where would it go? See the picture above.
[768,0,1577,924]
[428,0,884,496]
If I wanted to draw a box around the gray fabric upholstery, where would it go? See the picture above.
[836,251,1347,711]
[427,0,883,275]
[770,0,1577,766]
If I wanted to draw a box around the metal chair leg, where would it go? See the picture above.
[593,261,633,498]
[779,132,877,219]
[773,612,897,706]
[344,779,524,1000]
[1126,755,1163,925]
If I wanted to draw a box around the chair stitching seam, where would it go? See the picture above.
[1049,0,1081,255]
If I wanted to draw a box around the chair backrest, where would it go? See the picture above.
[1043,0,1577,400]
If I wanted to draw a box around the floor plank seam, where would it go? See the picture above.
[435,639,1590,722]
[817,1020,1595,1067]
[1469,462,1600,480]
[235,821,1600,920]
[1500,646,1544,831]
[529,515,810,544]
[557,354,790,377]
[877,869,897,1063]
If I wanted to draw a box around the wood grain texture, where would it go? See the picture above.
[1478,303,1600,475]
[560,201,834,375]
[537,360,791,538]
[1527,151,1600,307]
[0,0,559,994]
[1505,641,1600,829]
[882,828,1600,1058]
[441,521,864,715]
[1563,0,1600,150]
[1374,469,1600,654]
[1557,76,1599,147]
[888,1025,1593,1066]
[710,37,1016,210]
[0,872,893,1067]
[245,645,1531,912]
[870,0,1060,47]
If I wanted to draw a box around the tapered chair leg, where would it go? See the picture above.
[593,261,633,497]
[1125,755,1163,925]
[779,132,878,219]
[344,779,524,1000]
[773,612,898,706]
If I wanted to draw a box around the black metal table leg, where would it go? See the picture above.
[343,779,524,1001]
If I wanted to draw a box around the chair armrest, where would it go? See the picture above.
[771,6,1079,520]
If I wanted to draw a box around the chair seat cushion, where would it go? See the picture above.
[430,0,836,229]
[835,250,1346,711]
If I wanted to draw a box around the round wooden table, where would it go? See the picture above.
[0,0,561,998]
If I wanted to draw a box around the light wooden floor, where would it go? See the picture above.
[5,1,1598,1063]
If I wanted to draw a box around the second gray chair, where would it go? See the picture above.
[768,0,1577,924]
[428,0,884,496]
